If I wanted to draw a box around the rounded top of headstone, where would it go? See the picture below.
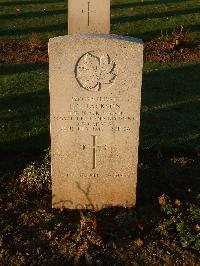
[49,34,143,46]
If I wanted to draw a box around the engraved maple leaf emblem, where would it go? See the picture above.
[75,52,117,92]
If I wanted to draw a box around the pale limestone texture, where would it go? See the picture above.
[68,0,110,34]
[49,34,143,210]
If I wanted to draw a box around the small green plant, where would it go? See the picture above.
[20,148,51,191]
[158,195,200,251]
[162,203,178,215]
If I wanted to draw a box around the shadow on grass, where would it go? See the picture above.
[141,63,200,151]
[0,9,67,20]
[0,131,50,153]
[131,24,200,40]
[0,23,67,38]
[0,63,49,153]
[0,90,49,123]
[0,62,199,180]
[0,62,199,154]
[1,62,199,153]
[137,64,200,218]
[0,0,65,6]
[0,63,47,75]
[111,7,200,24]
[112,0,188,9]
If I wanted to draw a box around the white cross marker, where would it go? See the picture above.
[68,0,110,34]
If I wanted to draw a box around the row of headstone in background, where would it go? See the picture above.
[49,0,143,210]
[68,0,110,34]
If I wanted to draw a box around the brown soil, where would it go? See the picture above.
[0,151,199,265]
[0,40,48,64]
[144,39,200,63]
[0,39,199,64]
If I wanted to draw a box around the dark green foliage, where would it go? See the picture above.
[159,197,200,251]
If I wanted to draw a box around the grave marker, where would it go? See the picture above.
[49,35,143,210]
[68,0,110,34]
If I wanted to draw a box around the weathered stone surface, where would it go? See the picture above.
[68,0,110,34]
[49,34,143,210]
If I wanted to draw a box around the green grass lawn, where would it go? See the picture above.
[0,62,199,153]
[0,0,199,153]
[0,0,199,40]
[142,62,200,151]
[0,63,49,152]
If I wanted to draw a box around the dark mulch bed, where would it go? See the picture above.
[144,39,200,63]
[0,150,199,265]
[0,40,48,64]
[0,39,199,64]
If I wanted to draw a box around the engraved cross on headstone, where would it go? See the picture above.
[82,135,107,170]
[49,34,143,210]
[87,1,90,26]
[68,0,110,34]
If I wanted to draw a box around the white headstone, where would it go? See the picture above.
[49,34,143,210]
[68,0,110,34]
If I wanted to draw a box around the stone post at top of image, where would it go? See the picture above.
[68,0,110,34]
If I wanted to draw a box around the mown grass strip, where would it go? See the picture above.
[0,0,199,40]
[0,62,199,152]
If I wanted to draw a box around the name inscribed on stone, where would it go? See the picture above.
[49,35,143,210]
[53,96,135,133]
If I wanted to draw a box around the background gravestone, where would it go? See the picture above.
[68,0,110,34]
[49,34,143,210]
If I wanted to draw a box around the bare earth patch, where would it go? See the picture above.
[0,40,48,64]
[0,39,199,64]
[144,40,200,63]
[0,150,199,265]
